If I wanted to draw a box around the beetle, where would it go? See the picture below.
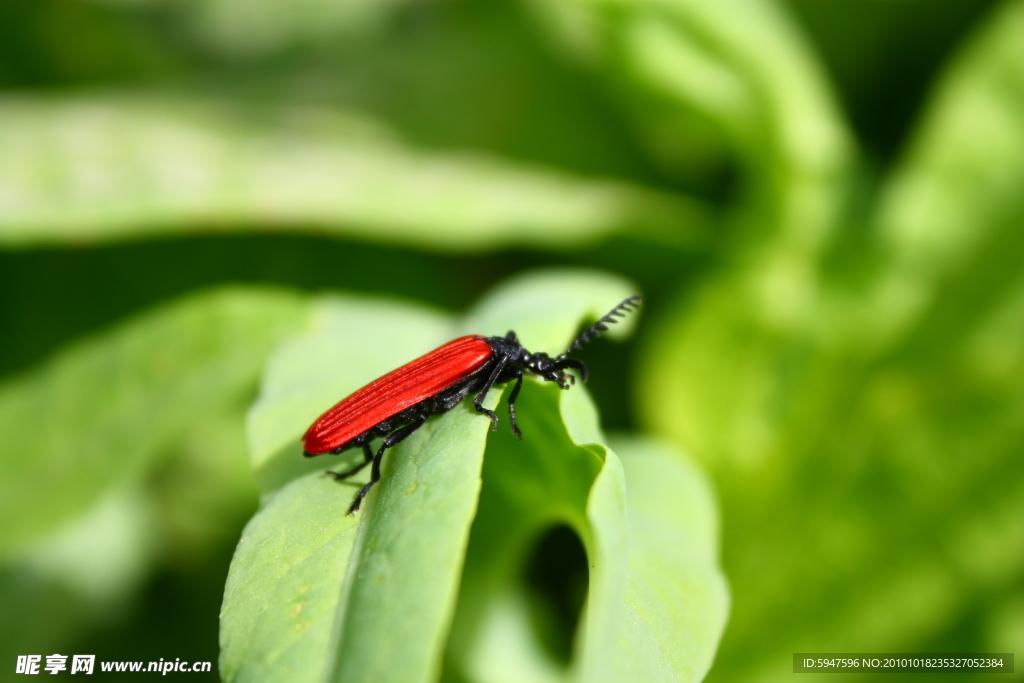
[303,296,642,513]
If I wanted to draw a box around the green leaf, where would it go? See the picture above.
[326,390,499,683]
[446,385,729,683]
[221,385,496,683]
[226,269,728,682]
[0,286,306,558]
[600,436,730,683]
[218,472,360,683]
[0,96,710,252]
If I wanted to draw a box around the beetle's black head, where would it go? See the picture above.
[523,350,577,389]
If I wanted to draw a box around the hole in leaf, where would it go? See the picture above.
[521,524,588,665]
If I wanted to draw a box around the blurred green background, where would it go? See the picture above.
[1,0,1022,681]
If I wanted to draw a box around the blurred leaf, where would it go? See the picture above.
[0,286,306,558]
[151,400,265,566]
[89,0,409,58]
[867,0,1024,351]
[226,269,726,682]
[0,566,101,671]
[540,2,857,469]
[535,0,853,245]
[639,3,1024,681]
[183,0,408,57]
[16,487,157,605]
[82,0,671,185]
[0,96,710,252]
[0,487,157,666]
[785,0,1003,159]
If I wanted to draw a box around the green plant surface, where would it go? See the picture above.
[0,96,710,252]
[222,270,728,682]
[0,287,306,559]
[217,472,360,683]
[602,435,728,683]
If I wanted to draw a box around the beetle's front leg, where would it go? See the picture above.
[473,356,507,430]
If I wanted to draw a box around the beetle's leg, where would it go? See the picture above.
[325,459,371,482]
[473,356,507,431]
[348,418,426,515]
[507,373,523,440]
[325,441,374,481]
[438,380,475,411]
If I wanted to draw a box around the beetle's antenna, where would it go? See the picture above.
[557,296,643,359]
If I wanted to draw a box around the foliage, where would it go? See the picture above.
[1,0,1022,681]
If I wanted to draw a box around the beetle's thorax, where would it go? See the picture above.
[483,332,575,388]
[523,350,555,374]
[482,332,527,364]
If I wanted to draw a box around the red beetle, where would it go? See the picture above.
[303,297,641,513]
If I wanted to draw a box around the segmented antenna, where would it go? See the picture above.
[558,296,643,359]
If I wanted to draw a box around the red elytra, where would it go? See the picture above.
[302,296,642,514]
[302,335,493,454]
